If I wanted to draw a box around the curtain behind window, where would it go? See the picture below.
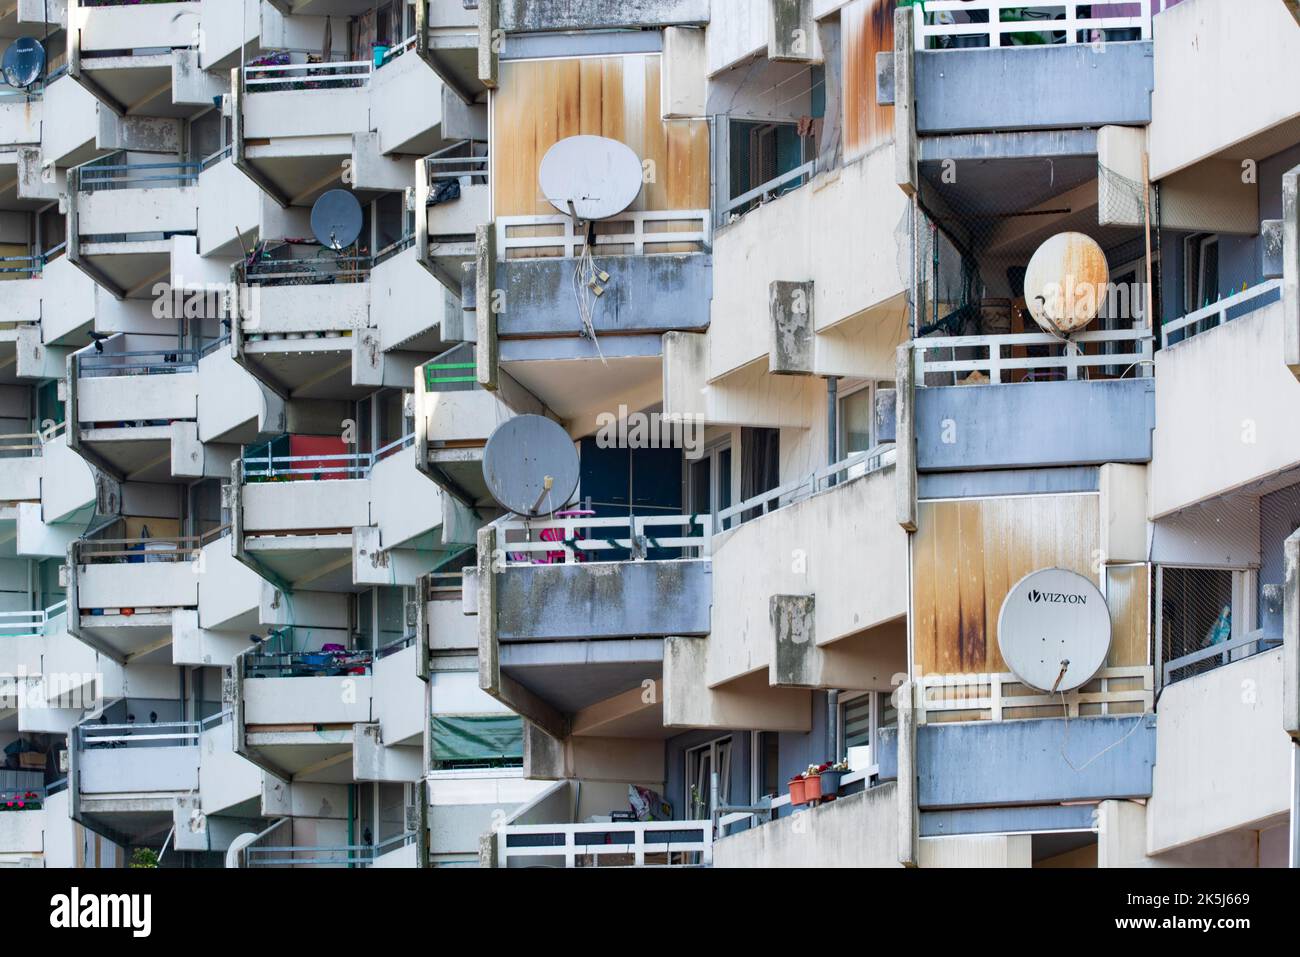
[740,427,780,521]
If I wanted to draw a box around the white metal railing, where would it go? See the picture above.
[1162,628,1280,686]
[913,326,1153,385]
[915,1,1153,50]
[246,832,415,867]
[498,820,712,867]
[76,712,228,750]
[243,59,372,92]
[378,34,417,67]
[717,445,896,532]
[721,159,817,221]
[495,210,711,259]
[0,601,68,639]
[241,434,413,481]
[715,767,877,833]
[916,666,1153,722]
[498,514,712,565]
[1160,278,1283,348]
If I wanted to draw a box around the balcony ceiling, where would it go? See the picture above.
[84,55,204,118]
[244,533,361,591]
[0,155,45,212]
[243,732,355,781]
[242,339,361,400]
[78,612,174,661]
[78,242,173,299]
[77,428,177,482]
[500,637,664,714]
[501,351,662,423]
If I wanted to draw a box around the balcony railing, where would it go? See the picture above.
[246,832,415,867]
[0,601,68,640]
[74,527,228,565]
[78,160,201,192]
[718,445,896,533]
[916,666,1153,721]
[243,59,371,93]
[913,326,1154,385]
[495,209,711,260]
[240,251,371,287]
[241,434,414,482]
[497,513,712,566]
[78,348,200,377]
[243,627,374,679]
[0,422,67,457]
[0,244,68,279]
[1162,628,1280,687]
[914,1,1153,50]
[721,159,817,223]
[376,34,417,69]
[497,820,713,868]
[1160,279,1283,349]
[74,711,228,752]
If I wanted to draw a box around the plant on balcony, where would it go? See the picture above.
[787,774,807,807]
[129,848,158,868]
[819,760,850,798]
[801,764,824,802]
[1,791,41,811]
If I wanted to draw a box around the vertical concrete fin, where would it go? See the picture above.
[768,0,815,63]
[1284,528,1299,738]
[768,281,815,375]
[478,0,499,89]
[895,342,917,532]
[1283,164,1300,379]
[475,224,499,391]
[893,6,917,196]
[896,680,918,867]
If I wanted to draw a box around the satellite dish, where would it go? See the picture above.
[539,135,643,221]
[482,415,580,517]
[2,37,45,90]
[310,189,363,251]
[1023,232,1110,334]
[997,568,1112,694]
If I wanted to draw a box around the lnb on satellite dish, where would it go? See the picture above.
[2,37,46,90]
[482,415,581,517]
[539,135,643,221]
[997,567,1111,693]
[1023,232,1110,335]
[310,189,363,251]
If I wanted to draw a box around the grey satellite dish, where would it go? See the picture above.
[310,189,363,251]
[997,568,1112,694]
[539,135,643,221]
[482,415,580,517]
[2,37,45,89]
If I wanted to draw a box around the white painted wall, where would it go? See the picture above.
[1149,0,1300,179]
[196,348,279,443]
[38,435,96,524]
[0,456,40,502]
[372,644,423,745]
[76,1,202,51]
[40,75,99,166]
[245,282,369,333]
[196,538,264,630]
[0,99,40,147]
[198,720,263,815]
[369,51,441,154]
[1147,649,1294,855]
[79,185,199,237]
[1150,302,1300,517]
[371,245,456,349]
[368,445,443,548]
[243,87,370,140]
[197,155,264,256]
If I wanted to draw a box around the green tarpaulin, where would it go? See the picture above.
[431,715,523,762]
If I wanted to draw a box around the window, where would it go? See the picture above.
[727,119,813,217]
[750,730,780,804]
[1184,233,1219,314]
[688,438,732,531]
[684,736,732,820]
[837,691,897,766]
[1157,565,1253,683]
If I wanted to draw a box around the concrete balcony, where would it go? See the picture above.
[665,453,906,734]
[0,98,41,151]
[426,768,552,866]
[912,330,1156,473]
[417,0,481,104]
[0,323,69,386]
[1145,648,1294,862]
[233,58,371,207]
[0,0,65,38]
[369,39,443,157]
[33,432,97,525]
[370,243,460,355]
[39,73,102,169]
[0,804,47,865]
[239,476,370,591]
[0,435,42,505]
[911,1,1153,136]
[476,516,711,741]
[71,1,214,116]
[1149,0,1299,181]
[70,702,216,846]
[1151,296,1300,517]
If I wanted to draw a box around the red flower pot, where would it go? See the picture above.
[788,776,807,806]
[803,774,823,801]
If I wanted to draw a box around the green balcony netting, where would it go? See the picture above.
[431,715,523,763]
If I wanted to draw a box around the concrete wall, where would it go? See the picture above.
[372,644,423,746]
[709,146,908,380]
[197,348,279,443]
[496,560,711,641]
[76,0,201,51]
[245,283,370,334]
[1147,649,1294,855]
[198,721,263,815]
[196,156,264,255]
[79,561,200,610]
[195,538,263,629]
[41,75,99,167]
[708,465,907,688]
[79,186,199,237]
[916,379,1155,472]
[243,676,373,726]
[79,746,200,795]
[497,254,711,338]
[713,782,900,867]
[0,456,40,503]
[371,246,457,350]
[369,50,441,154]
[243,87,370,140]
[1149,0,1300,179]
[368,446,443,549]
[1150,301,1300,516]
[78,371,199,424]
[915,43,1153,135]
[0,99,41,147]
[243,479,370,532]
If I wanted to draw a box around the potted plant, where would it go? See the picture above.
[802,764,823,802]
[820,760,849,798]
[787,774,807,806]
[129,848,158,869]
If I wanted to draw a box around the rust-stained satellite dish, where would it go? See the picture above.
[482,415,580,517]
[1023,232,1110,334]
[539,135,643,221]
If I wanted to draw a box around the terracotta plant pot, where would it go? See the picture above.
[803,774,822,802]
[788,776,807,806]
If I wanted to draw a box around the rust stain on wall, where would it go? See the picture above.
[843,0,897,162]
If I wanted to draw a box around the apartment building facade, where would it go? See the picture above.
[0,0,1295,870]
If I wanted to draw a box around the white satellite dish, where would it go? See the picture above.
[997,568,1111,693]
[539,135,643,221]
[1023,232,1110,334]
